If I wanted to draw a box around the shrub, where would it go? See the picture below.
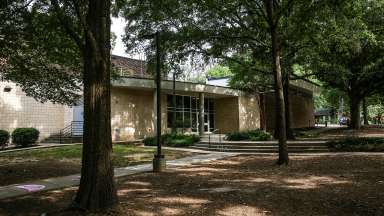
[0,130,10,148]
[11,128,40,147]
[143,136,156,146]
[327,137,384,152]
[143,133,200,147]
[225,130,272,141]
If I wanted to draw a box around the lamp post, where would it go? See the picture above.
[153,31,166,172]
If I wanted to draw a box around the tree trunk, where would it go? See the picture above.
[283,72,295,140]
[265,0,289,165]
[363,97,368,125]
[349,96,361,130]
[172,72,177,133]
[259,93,267,131]
[74,0,117,210]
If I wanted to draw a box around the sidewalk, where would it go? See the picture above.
[0,152,238,200]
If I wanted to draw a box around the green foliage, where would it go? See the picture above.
[143,133,200,147]
[11,128,40,147]
[0,2,82,105]
[225,130,272,141]
[0,130,10,147]
[328,137,384,152]
[207,65,232,78]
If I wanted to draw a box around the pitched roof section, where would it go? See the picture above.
[111,55,150,78]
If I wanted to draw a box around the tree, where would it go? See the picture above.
[0,1,82,105]
[1,0,117,210]
[298,0,384,129]
[207,65,232,78]
[118,0,320,165]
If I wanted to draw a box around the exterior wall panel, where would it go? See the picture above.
[0,82,66,140]
[214,97,239,133]
[238,95,261,131]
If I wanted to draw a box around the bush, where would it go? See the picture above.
[0,130,10,148]
[143,133,200,147]
[11,128,40,147]
[225,130,272,141]
[327,137,384,152]
[143,136,156,146]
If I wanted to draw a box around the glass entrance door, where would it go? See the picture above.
[204,113,210,133]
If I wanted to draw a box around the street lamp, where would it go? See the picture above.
[152,31,166,172]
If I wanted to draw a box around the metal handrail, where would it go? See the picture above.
[208,129,221,150]
[59,121,84,144]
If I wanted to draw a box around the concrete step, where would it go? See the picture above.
[198,141,328,147]
[191,146,330,153]
[194,144,329,149]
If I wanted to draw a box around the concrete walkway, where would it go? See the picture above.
[0,152,238,200]
[0,143,81,154]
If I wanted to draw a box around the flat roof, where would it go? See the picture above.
[112,77,243,97]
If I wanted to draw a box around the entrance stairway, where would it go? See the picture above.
[41,121,83,144]
[194,134,330,153]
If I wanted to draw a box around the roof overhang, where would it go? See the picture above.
[112,77,243,98]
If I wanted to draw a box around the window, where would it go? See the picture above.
[167,94,215,132]
[3,86,11,92]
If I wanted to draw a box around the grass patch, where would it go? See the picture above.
[0,144,196,167]
[327,137,384,152]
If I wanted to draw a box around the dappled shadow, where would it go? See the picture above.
[1,155,384,215]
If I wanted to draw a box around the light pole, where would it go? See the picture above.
[153,31,166,172]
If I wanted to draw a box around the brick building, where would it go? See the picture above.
[0,55,315,141]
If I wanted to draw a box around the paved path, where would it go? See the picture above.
[0,143,80,154]
[0,152,238,200]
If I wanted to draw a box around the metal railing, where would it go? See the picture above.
[208,129,222,150]
[59,121,83,144]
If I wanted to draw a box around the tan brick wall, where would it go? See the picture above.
[111,88,168,141]
[214,97,239,133]
[265,89,315,130]
[238,95,260,131]
[0,82,66,139]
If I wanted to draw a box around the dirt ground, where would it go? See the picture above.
[299,126,384,140]
[1,154,384,216]
[0,149,196,186]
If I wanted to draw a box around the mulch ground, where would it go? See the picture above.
[1,154,384,216]
[319,126,384,139]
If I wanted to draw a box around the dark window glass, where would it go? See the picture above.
[192,112,197,129]
[184,112,191,128]
[176,96,183,108]
[167,95,173,107]
[204,98,209,110]
[210,113,215,130]
[184,96,191,109]
[209,100,214,112]
[176,112,183,128]
[167,111,173,127]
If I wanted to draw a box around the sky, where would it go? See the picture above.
[111,17,211,79]
[111,17,130,58]
[111,17,145,60]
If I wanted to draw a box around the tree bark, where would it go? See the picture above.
[283,72,295,140]
[172,72,177,133]
[74,0,117,210]
[349,95,361,130]
[363,97,369,125]
[259,93,267,131]
[265,0,289,165]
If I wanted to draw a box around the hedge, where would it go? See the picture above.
[143,133,200,147]
[0,130,10,148]
[327,137,384,152]
[225,129,272,141]
[11,128,40,147]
